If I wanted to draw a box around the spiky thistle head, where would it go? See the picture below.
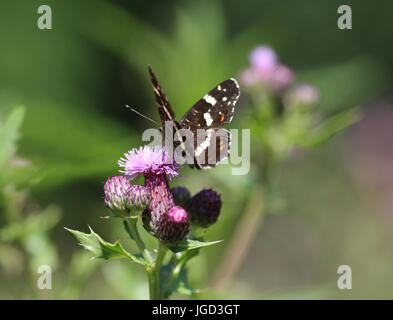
[171,187,191,208]
[104,176,150,218]
[118,145,182,180]
[155,206,190,244]
[187,189,222,228]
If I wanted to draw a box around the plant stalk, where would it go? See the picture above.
[148,242,168,299]
[211,183,265,289]
[124,219,153,264]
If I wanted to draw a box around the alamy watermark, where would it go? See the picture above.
[141,121,250,175]
[337,265,352,290]
[37,265,52,289]
[37,5,52,30]
[337,5,352,30]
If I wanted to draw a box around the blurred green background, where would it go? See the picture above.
[0,0,393,299]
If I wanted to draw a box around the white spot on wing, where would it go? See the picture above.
[195,129,214,156]
[203,95,217,106]
[203,112,213,126]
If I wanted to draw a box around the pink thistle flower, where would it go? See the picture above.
[119,146,183,235]
[118,145,182,180]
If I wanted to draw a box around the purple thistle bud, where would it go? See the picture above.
[155,206,190,243]
[127,184,151,214]
[104,176,150,217]
[187,189,222,228]
[171,187,191,208]
[104,176,132,212]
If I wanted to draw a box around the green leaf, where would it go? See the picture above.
[65,226,145,265]
[165,267,198,297]
[168,239,222,253]
[161,249,202,298]
[0,106,25,167]
[303,108,362,147]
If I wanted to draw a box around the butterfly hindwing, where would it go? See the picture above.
[179,78,240,130]
[188,128,232,169]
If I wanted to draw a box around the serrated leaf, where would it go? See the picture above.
[168,239,222,253]
[65,226,145,265]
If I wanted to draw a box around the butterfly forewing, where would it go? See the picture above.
[148,65,176,125]
[179,78,240,130]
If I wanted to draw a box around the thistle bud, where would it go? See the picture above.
[104,176,150,217]
[104,176,130,211]
[127,184,151,215]
[187,189,222,228]
[171,187,191,208]
[155,206,190,243]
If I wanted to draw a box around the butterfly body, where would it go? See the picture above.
[148,65,240,169]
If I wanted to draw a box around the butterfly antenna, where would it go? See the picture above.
[125,105,159,126]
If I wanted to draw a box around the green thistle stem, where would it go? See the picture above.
[151,242,168,299]
[123,219,153,264]
[124,218,167,299]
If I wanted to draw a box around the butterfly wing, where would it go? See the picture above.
[178,78,239,169]
[179,78,240,130]
[147,66,239,170]
[187,128,232,169]
[148,65,176,126]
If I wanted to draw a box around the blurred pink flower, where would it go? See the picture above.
[250,46,277,78]
[239,67,261,86]
[268,64,294,92]
[240,45,294,92]
[284,84,320,107]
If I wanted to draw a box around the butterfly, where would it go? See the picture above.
[148,65,240,169]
